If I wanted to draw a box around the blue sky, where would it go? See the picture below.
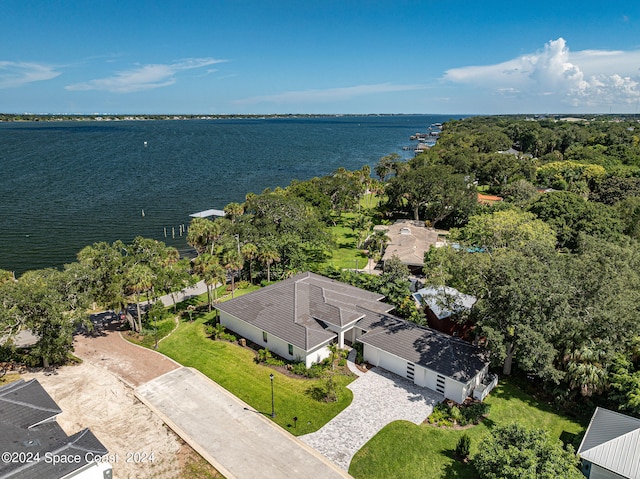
[2,0,640,114]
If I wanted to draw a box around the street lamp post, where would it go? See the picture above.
[270,373,276,418]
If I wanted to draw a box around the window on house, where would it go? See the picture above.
[263,331,267,343]
[288,344,293,355]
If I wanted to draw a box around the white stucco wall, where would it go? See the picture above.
[424,368,439,391]
[444,378,466,404]
[346,326,366,345]
[305,344,333,368]
[219,311,332,367]
[363,343,407,379]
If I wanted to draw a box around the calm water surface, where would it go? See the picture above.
[0,115,455,274]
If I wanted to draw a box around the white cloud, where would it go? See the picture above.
[444,38,640,109]
[234,83,428,105]
[0,62,61,88]
[66,58,225,93]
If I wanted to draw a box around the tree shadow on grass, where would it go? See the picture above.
[441,448,478,479]
[560,430,584,450]
[305,385,328,402]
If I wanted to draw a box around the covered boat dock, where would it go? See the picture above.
[189,208,226,218]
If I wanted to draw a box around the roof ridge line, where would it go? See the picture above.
[0,396,62,414]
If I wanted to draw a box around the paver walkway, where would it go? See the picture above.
[136,367,351,479]
[301,361,443,470]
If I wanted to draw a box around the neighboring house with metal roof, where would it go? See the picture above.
[412,286,477,339]
[578,407,640,479]
[0,379,112,479]
[216,272,494,403]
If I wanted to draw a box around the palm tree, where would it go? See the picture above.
[258,246,280,283]
[366,229,390,255]
[186,218,221,256]
[211,262,226,304]
[127,263,154,332]
[223,250,244,298]
[565,342,608,397]
[223,202,244,223]
[325,343,346,402]
[194,253,219,311]
[163,246,180,266]
[240,242,258,284]
[350,214,372,248]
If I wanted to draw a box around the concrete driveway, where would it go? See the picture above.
[301,364,443,470]
[135,367,351,479]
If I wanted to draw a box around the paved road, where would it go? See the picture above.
[301,355,443,470]
[136,368,352,479]
[150,279,209,308]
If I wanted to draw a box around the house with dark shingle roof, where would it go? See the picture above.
[578,407,640,479]
[0,379,112,479]
[216,272,494,403]
[216,272,393,367]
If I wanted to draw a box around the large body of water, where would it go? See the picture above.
[0,115,455,274]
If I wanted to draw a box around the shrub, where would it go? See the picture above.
[237,280,251,289]
[427,403,450,425]
[449,405,463,423]
[461,402,490,425]
[305,363,325,378]
[219,332,237,342]
[455,433,471,460]
[208,323,226,339]
[265,357,285,367]
[291,362,308,376]
[257,348,272,363]
[428,401,489,427]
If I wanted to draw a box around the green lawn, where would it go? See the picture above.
[125,316,177,349]
[156,298,355,436]
[349,379,586,479]
[324,213,369,270]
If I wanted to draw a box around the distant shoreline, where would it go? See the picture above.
[0,113,429,123]
[2,113,636,123]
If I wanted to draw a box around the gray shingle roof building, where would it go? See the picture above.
[356,312,489,383]
[0,379,111,479]
[578,407,640,479]
[216,271,392,351]
[216,272,492,402]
